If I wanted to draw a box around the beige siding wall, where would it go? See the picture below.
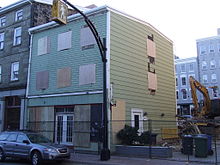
[110,11,176,124]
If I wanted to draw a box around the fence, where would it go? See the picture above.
[25,119,220,164]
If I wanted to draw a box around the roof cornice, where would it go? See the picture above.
[29,5,172,43]
[0,0,32,14]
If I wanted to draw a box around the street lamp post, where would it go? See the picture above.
[55,0,110,161]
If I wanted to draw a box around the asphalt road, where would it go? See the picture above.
[0,159,87,165]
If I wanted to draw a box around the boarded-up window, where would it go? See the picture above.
[147,38,156,58]
[57,67,71,88]
[80,27,96,50]
[73,105,90,147]
[57,31,72,51]
[38,36,50,55]
[36,71,49,90]
[148,72,157,91]
[79,64,96,85]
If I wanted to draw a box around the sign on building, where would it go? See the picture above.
[52,0,68,24]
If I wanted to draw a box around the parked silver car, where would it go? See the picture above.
[0,131,70,165]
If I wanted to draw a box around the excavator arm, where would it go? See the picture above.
[189,76,211,118]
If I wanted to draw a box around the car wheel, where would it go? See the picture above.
[56,160,64,163]
[0,148,5,162]
[31,151,42,165]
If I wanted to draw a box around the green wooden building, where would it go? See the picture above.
[27,6,175,152]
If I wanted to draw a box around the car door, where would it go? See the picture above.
[4,133,18,157]
[14,133,32,158]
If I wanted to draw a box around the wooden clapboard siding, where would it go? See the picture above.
[110,11,176,121]
[28,12,107,106]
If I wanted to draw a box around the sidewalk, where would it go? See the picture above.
[69,153,214,165]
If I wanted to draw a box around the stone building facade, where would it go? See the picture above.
[0,0,54,131]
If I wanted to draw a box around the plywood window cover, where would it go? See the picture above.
[57,67,71,88]
[80,27,96,50]
[57,31,72,51]
[36,71,49,90]
[38,36,50,55]
[147,39,156,58]
[79,64,96,85]
[148,72,157,91]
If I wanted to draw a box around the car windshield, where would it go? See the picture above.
[27,133,51,143]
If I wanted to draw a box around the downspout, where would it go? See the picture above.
[25,31,33,129]
[22,0,33,130]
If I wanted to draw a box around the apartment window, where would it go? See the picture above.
[13,27,22,45]
[38,36,50,55]
[180,64,186,72]
[0,65,2,83]
[182,89,187,100]
[218,43,220,52]
[202,75,208,83]
[0,33,4,50]
[212,88,218,98]
[202,61,207,70]
[189,63,194,72]
[57,31,72,51]
[148,56,155,73]
[209,44,215,53]
[176,90,179,100]
[181,76,186,86]
[11,62,19,81]
[210,60,216,69]
[200,45,206,54]
[189,89,192,99]
[15,9,23,21]
[0,17,6,27]
[80,27,96,50]
[211,74,217,83]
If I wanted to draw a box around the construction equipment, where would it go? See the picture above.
[178,76,220,136]
[189,76,212,118]
[189,76,220,119]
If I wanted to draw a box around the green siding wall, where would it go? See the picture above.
[28,12,107,106]
[110,11,176,121]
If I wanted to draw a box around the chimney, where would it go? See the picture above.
[85,4,97,9]
[217,28,220,35]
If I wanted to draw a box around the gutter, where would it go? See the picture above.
[29,5,109,34]
[28,4,172,43]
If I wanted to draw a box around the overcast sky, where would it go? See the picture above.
[1,0,220,59]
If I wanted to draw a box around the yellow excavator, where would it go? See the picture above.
[179,76,219,135]
[189,76,220,119]
[189,76,212,118]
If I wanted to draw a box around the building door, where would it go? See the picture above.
[56,114,74,144]
[4,96,21,130]
[131,109,143,133]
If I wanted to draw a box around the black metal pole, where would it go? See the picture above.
[62,0,110,160]
[100,38,110,160]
